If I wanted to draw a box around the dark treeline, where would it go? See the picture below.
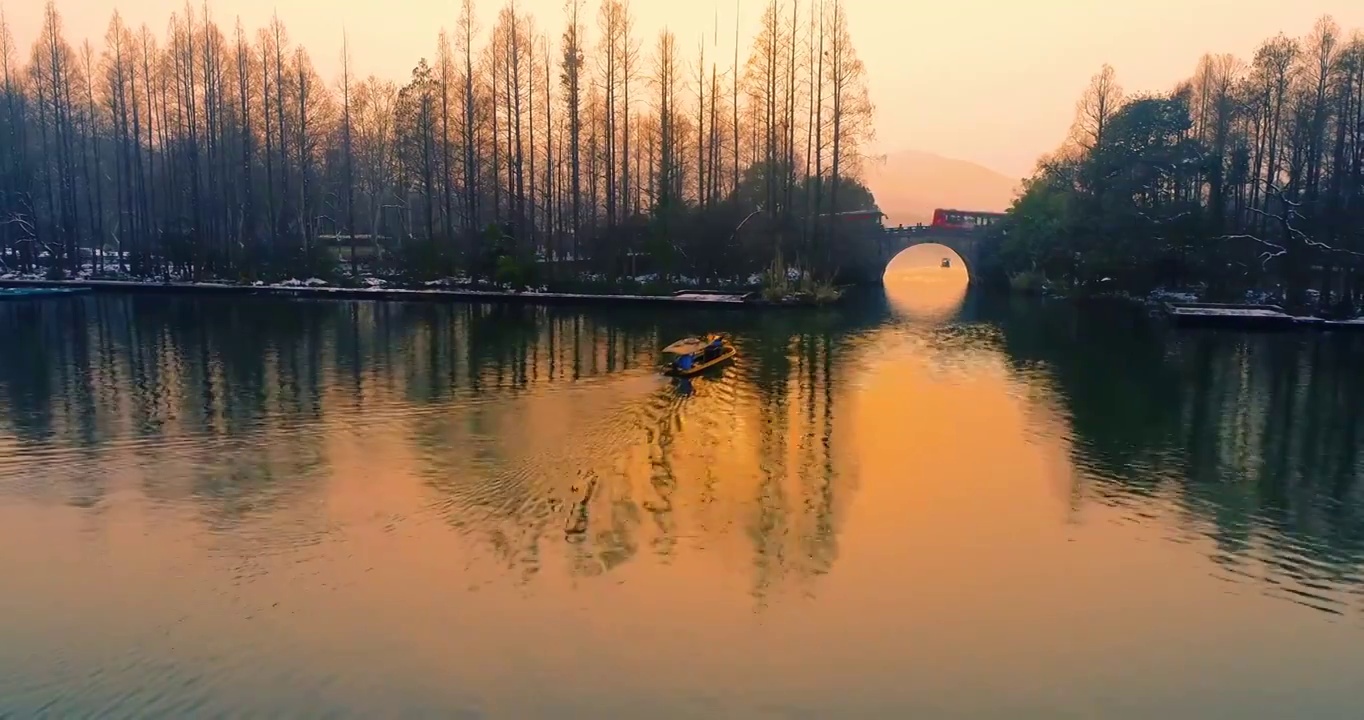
[998,16,1364,314]
[0,0,875,287]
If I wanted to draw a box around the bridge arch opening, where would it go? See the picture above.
[885,242,971,281]
[883,244,969,323]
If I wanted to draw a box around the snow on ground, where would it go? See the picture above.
[2,260,144,283]
[1147,287,1201,303]
[271,278,330,288]
[421,277,475,288]
[2,274,747,304]
[1170,307,1288,318]
[672,293,747,302]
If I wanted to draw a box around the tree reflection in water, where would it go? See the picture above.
[0,296,852,601]
[2,293,1364,617]
[985,297,1364,616]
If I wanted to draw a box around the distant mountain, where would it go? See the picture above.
[863,150,1021,227]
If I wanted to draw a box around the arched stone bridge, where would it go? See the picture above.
[833,209,1006,285]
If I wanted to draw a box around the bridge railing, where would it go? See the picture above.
[882,223,992,236]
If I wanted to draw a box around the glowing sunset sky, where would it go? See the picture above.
[6,0,1363,178]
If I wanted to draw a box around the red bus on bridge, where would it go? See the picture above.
[930,208,1006,230]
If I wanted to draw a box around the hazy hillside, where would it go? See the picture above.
[863,150,1021,226]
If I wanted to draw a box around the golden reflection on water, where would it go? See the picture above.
[883,243,969,323]
[0,296,1362,718]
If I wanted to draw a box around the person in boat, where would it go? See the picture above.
[675,352,694,373]
[703,336,723,361]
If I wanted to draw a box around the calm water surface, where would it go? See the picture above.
[3,258,1364,718]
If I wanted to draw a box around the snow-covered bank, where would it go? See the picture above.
[0,275,776,308]
[1019,282,1364,331]
[1161,301,1364,332]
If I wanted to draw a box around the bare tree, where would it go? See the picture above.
[561,0,586,256]
[824,0,873,250]
[1071,63,1122,155]
[341,30,356,272]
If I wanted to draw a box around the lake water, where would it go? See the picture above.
[2,260,1364,718]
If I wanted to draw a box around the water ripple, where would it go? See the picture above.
[3,293,1364,717]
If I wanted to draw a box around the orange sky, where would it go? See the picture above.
[6,0,1364,178]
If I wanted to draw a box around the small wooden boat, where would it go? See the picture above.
[661,334,737,377]
[0,286,92,300]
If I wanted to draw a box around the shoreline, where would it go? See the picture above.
[1159,301,1364,332]
[0,277,840,309]
[1009,287,1364,333]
